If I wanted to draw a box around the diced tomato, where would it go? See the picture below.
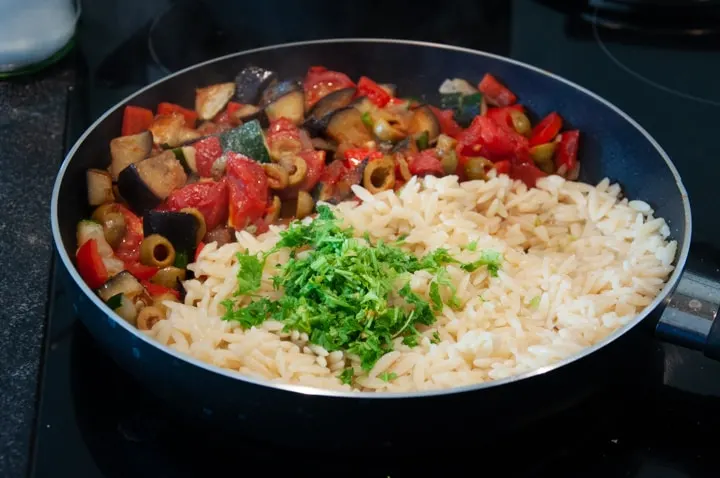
[343,148,383,168]
[511,161,547,188]
[555,130,580,172]
[408,150,444,177]
[142,280,180,299]
[114,204,144,263]
[161,179,229,230]
[76,239,109,289]
[478,74,517,107]
[485,104,525,130]
[214,101,244,126]
[265,118,302,157]
[428,106,463,138]
[529,112,563,147]
[494,160,511,175]
[124,261,158,281]
[356,76,391,107]
[303,66,356,110]
[319,160,348,186]
[121,106,154,136]
[225,153,269,230]
[456,115,529,159]
[194,136,224,178]
[157,102,198,128]
[194,242,205,262]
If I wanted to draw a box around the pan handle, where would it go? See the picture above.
[656,270,720,360]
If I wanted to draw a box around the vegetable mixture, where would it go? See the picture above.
[76,65,580,339]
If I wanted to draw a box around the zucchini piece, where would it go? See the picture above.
[220,119,271,163]
[98,271,145,302]
[325,107,374,147]
[143,210,198,256]
[440,92,484,127]
[303,87,356,136]
[87,169,114,206]
[234,66,277,104]
[265,89,305,125]
[438,78,478,96]
[195,82,236,120]
[172,145,197,174]
[149,114,201,148]
[118,151,187,214]
[408,105,440,142]
[109,130,152,180]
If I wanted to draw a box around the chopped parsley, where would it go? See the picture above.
[173,250,189,269]
[222,205,502,372]
[460,249,503,277]
[339,367,354,385]
[529,296,541,309]
[361,111,373,129]
[379,371,397,382]
[466,240,478,252]
[431,331,441,344]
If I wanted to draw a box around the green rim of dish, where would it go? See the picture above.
[0,37,75,79]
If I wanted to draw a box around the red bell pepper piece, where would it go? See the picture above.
[343,148,384,168]
[529,112,563,147]
[121,105,154,136]
[141,280,180,299]
[157,102,198,128]
[303,66,356,110]
[555,130,580,172]
[478,73,517,107]
[408,150,444,177]
[124,261,158,281]
[194,242,206,262]
[429,106,463,138]
[356,76,391,107]
[194,136,224,178]
[77,239,109,289]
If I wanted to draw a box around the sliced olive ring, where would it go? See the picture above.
[266,196,282,224]
[150,266,186,289]
[465,157,491,181]
[530,143,557,174]
[280,155,307,186]
[263,163,290,190]
[269,137,303,162]
[395,155,412,182]
[440,151,459,176]
[92,204,127,249]
[180,207,207,245]
[363,157,396,194]
[509,110,531,137]
[296,191,315,219]
[140,234,176,268]
[137,305,165,331]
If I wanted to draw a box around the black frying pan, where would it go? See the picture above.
[52,39,708,447]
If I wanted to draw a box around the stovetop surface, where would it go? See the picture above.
[29,1,720,476]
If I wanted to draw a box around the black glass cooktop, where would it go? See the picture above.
[30,1,720,476]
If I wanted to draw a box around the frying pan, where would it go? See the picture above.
[51,39,711,446]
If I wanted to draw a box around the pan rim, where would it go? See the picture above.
[50,37,692,399]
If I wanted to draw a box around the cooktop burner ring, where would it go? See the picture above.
[590,8,720,107]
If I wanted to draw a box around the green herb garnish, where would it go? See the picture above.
[106,293,123,310]
[222,205,502,371]
[379,371,397,382]
[174,250,189,269]
[529,296,541,309]
[339,367,354,385]
[466,240,478,252]
[361,111,373,129]
[460,249,503,277]
[431,331,441,344]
